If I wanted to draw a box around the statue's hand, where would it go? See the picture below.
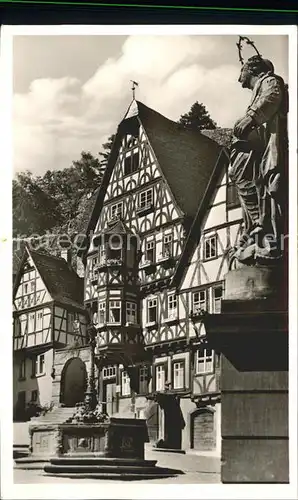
[233,115,254,139]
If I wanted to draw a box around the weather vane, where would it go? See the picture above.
[236,36,262,66]
[130,80,139,99]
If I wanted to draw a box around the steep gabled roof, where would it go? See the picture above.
[171,148,230,289]
[131,101,222,218]
[82,100,223,256]
[13,247,85,312]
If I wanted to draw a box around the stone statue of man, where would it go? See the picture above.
[229,55,288,266]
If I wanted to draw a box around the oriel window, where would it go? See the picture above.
[192,290,207,314]
[126,302,137,324]
[109,301,121,324]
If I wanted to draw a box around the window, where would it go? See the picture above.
[107,236,122,260]
[204,234,217,260]
[31,390,38,403]
[145,240,155,263]
[138,188,153,210]
[139,366,149,394]
[36,311,43,331]
[126,302,137,325]
[32,354,45,377]
[213,286,223,314]
[19,359,26,380]
[99,245,106,264]
[30,281,36,292]
[227,182,241,209]
[173,361,184,389]
[192,290,207,314]
[121,370,131,396]
[102,365,116,379]
[109,301,121,324]
[24,283,28,294]
[125,134,138,149]
[196,348,214,374]
[110,202,123,220]
[167,294,177,319]
[155,365,166,391]
[147,298,157,324]
[28,312,35,333]
[163,233,173,256]
[124,150,139,175]
[98,301,106,324]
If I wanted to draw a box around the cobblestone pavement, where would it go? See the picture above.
[14,447,220,484]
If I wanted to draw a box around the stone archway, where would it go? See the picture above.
[60,357,87,407]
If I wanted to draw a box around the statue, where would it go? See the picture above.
[229,37,288,267]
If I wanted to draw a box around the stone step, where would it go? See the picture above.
[42,471,181,480]
[50,457,157,467]
[44,462,183,479]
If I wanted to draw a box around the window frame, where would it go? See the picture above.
[108,300,122,325]
[32,353,45,378]
[155,363,167,392]
[213,285,223,314]
[167,293,177,320]
[172,359,185,390]
[121,369,131,397]
[19,359,26,380]
[98,301,106,325]
[138,188,153,210]
[192,289,207,315]
[203,234,218,261]
[145,239,155,263]
[36,310,43,331]
[147,297,158,324]
[195,348,215,375]
[126,301,137,325]
[110,201,123,221]
[102,365,117,379]
[163,232,173,257]
[139,365,149,395]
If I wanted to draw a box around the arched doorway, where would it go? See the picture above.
[60,357,87,407]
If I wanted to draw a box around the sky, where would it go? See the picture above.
[13,34,288,176]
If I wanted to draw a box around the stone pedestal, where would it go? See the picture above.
[203,265,288,483]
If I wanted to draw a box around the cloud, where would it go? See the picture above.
[13,34,288,176]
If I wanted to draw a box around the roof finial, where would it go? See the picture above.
[130,80,139,100]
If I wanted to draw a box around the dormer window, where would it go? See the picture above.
[124,149,139,175]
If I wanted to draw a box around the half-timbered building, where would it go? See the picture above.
[74,100,236,453]
[13,247,88,420]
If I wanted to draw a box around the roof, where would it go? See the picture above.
[14,248,85,312]
[201,128,233,148]
[83,100,224,254]
[171,148,230,289]
[133,101,222,217]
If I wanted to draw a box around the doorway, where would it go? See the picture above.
[60,357,87,407]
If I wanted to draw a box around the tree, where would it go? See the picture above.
[98,134,115,167]
[178,101,217,131]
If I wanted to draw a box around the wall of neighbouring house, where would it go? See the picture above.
[13,348,54,416]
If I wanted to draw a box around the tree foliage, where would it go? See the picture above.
[13,151,103,237]
[98,134,115,166]
[178,101,217,130]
